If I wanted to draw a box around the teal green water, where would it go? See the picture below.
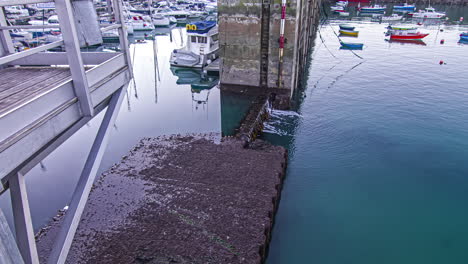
[265,13,468,264]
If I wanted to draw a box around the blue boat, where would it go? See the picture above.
[340,41,364,50]
[460,33,468,42]
[186,21,216,34]
[393,3,416,11]
[339,24,355,31]
[359,5,386,13]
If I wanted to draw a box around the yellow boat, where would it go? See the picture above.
[339,29,359,37]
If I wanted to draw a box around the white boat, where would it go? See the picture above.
[128,15,155,31]
[412,7,445,19]
[336,1,348,7]
[5,5,29,17]
[157,8,190,23]
[47,15,59,24]
[339,12,350,17]
[152,13,170,27]
[331,6,344,11]
[382,14,403,21]
[170,21,219,68]
[125,21,134,34]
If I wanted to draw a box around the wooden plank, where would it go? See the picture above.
[0,68,47,92]
[0,208,25,264]
[0,75,72,111]
[0,68,71,101]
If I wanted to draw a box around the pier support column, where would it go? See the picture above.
[9,172,39,264]
[47,86,127,264]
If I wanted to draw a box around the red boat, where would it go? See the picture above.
[390,33,429,40]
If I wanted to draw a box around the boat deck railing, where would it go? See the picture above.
[0,1,132,263]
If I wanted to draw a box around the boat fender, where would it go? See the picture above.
[439,60,444,65]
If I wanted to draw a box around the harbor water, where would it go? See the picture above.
[1,3,468,263]
[266,5,468,264]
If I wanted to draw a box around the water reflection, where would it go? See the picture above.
[0,26,223,231]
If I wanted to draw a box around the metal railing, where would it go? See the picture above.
[0,1,132,263]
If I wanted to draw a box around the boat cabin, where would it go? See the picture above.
[185,21,218,54]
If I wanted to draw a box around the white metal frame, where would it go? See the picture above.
[0,0,132,263]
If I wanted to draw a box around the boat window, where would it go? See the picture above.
[198,36,207,43]
[191,36,197,43]
[211,34,219,42]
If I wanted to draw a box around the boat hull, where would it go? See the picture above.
[339,30,359,36]
[390,33,429,40]
[340,42,364,49]
[339,25,355,31]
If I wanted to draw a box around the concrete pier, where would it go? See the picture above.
[37,135,287,263]
[219,0,321,105]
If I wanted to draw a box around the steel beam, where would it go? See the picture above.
[112,0,133,78]
[0,25,61,30]
[0,208,24,264]
[55,0,94,117]
[47,86,126,264]
[0,7,14,58]
[0,40,64,65]
[8,52,118,66]
[9,172,39,264]
[0,0,51,6]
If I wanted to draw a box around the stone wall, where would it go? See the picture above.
[219,0,321,101]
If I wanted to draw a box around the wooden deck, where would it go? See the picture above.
[0,67,72,116]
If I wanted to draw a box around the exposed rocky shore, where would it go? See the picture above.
[37,135,287,264]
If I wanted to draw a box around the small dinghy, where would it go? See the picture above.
[382,14,403,21]
[339,29,359,37]
[393,3,415,11]
[339,24,355,31]
[340,41,364,50]
[460,32,468,42]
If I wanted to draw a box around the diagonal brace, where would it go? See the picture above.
[47,86,127,264]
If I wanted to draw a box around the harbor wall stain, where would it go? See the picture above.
[218,0,321,106]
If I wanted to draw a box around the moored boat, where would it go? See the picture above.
[339,29,359,36]
[359,5,386,13]
[390,32,429,40]
[393,3,415,11]
[460,32,468,41]
[387,25,418,34]
[170,21,219,68]
[331,5,345,11]
[412,7,445,19]
[340,41,364,49]
[382,14,403,21]
[339,24,355,30]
